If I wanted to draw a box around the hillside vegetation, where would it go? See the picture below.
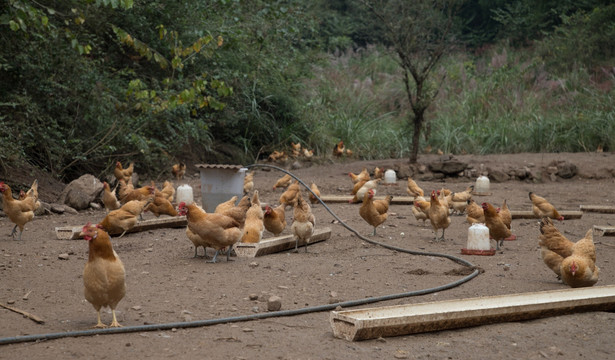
[1,0,613,180]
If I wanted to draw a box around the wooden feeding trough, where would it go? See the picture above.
[233,227,331,257]
[330,285,615,341]
[55,216,188,239]
[319,195,415,205]
[510,210,583,220]
[594,225,615,237]
[580,205,615,214]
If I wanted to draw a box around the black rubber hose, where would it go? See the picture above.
[0,163,479,346]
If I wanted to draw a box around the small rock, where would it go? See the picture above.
[429,159,468,176]
[488,168,510,182]
[89,202,102,210]
[249,294,259,301]
[394,350,409,359]
[64,206,79,215]
[329,291,341,304]
[7,299,15,304]
[242,328,254,332]
[50,204,66,214]
[267,296,282,311]
[556,161,577,179]
[252,306,260,313]
[546,166,558,174]
[132,306,142,311]
[249,262,259,268]
[58,253,69,260]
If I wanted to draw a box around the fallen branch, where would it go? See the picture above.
[0,303,45,324]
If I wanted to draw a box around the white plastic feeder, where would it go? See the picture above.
[461,223,495,256]
[383,169,397,184]
[475,175,490,194]
[176,184,194,205]
[196,164,247,212]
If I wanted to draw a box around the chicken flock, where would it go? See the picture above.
[0,156,606,330]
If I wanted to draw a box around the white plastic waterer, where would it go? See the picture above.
[466,223,491,250]
[383,169,397,184]
[475,175,490,193]
[176,184,194,205]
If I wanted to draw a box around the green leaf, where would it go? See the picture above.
[9,20,19,31]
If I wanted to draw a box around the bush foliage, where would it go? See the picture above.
[0,0,613,180]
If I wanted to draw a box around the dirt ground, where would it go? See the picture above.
[1,152,615,359]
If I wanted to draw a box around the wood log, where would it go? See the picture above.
[330,285,615,341]
[510,210,583,219]
[233,227,331,257]
[55,216,188,240]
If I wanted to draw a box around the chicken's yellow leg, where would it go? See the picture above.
[109,309,122,328]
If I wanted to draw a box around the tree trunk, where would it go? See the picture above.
[409,110,424,164]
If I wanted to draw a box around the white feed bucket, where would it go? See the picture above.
[466,223,491,250]
[461,223,495,256]
[475,175,490,193]
[383,169,397,184]
[176,184,194,205]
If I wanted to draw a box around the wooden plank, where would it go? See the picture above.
[55,216,188,240]
[594,225,615,237]
[233,227,331,257]
[330,285,615,341]
[510,210,583,220]
[319,195,416,204]
[472,191,492,196]
[580,205,615,214]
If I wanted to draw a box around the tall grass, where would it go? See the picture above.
[298,44,615,159]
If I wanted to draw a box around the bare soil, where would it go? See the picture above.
[1,152,615,360]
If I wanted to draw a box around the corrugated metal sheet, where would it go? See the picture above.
[195,164,244,170]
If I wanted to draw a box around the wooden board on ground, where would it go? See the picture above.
[594,225,615,237]
[330,285,615,341]
[580,205,615,214]
[472,191,492,196]
[319,195,415,204]
[510,210,583,219]
[233,227,331,258]
[55,216,188,240]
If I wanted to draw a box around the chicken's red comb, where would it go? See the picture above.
[178,201,186,208]
[82,222,93,231]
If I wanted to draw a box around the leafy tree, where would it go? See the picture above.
[360,0,461,163]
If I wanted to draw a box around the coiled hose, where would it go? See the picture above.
[0,164,479,345]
